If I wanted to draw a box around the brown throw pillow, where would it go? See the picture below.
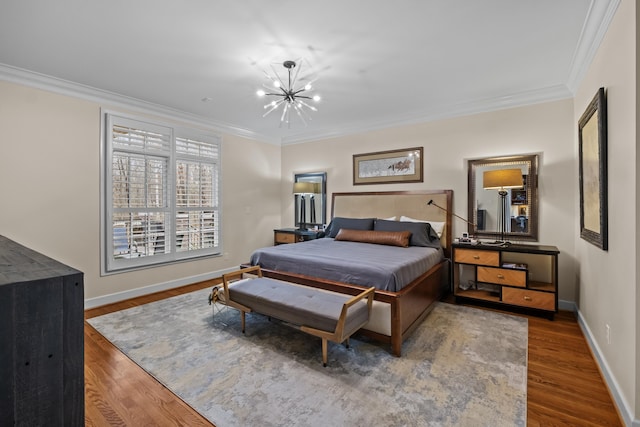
[334,228,411,247]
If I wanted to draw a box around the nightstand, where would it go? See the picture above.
[273,228,322,245]
[452,242,559,319]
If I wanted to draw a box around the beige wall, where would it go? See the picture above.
[574,0,637,421]
[282,99,576,301]
[0,81,281,301]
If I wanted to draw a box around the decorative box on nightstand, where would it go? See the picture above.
[273,228,323,245]
[452,242,559,319]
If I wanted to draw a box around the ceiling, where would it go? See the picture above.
[0,0,617,144]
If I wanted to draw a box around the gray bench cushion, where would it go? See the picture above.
[229,277,369,333]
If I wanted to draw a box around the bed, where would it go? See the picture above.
[248,190,453,356]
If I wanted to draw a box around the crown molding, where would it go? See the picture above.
[279,0,620,145]
[565,0,621,93]
[0,63,281,145]
[280,84,573,145]
[1,0,617,148]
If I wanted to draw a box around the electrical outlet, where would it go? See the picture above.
[606,324,611,345]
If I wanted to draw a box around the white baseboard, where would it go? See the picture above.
[575,308,638,427]
[84,266,239,310]
[558,299,576,312]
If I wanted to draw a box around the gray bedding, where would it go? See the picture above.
[249,238,444,292]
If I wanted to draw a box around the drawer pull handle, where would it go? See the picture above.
[497,274,504,279]
[523,296,532,301]
[473,255,480,260]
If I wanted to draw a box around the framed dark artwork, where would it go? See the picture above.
[353,147,423,185]
[578,87,608,250]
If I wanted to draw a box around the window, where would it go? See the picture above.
[102,112,221,273]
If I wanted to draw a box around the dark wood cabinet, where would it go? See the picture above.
[0,236,84,426]
[452,242,558,319]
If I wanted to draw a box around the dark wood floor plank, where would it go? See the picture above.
[85,282,623,426]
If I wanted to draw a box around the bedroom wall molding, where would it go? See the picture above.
[565,0,621,93]
[0,0,618,147]
[83,266,238,310]
[280,84,574,145]
[280,0,619,146]
[0,63,280,145]
[557,299,576,312]
[4,61,570,147]
[577,308,638,427]
[0,65,574,147]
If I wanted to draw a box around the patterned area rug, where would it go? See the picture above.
[88,289,527,427]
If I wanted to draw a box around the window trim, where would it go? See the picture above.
[100,109,222,275]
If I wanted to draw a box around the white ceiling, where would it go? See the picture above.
[0,0,618,144]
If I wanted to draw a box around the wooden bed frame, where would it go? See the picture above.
[256,190,453,357]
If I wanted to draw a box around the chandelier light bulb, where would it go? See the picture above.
[304,83,312,90]
[256,89,265,97]
[313,95,321,102]
[273,81,281,88]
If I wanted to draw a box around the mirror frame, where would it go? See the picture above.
[467,154,539,242]
[294,172,327,228]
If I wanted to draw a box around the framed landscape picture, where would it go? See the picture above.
[578,87,608,250]
[353,147,423,185]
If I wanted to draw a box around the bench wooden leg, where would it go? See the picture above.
[345,338,350,349]
[241,311,246,334]
[322,338,328,367]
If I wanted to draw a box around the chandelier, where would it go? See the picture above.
[256,59,321,127]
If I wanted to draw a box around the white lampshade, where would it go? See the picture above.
[483,169,523,190]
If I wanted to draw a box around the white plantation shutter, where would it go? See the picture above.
[174,136,220,256]
[103,113,221,273]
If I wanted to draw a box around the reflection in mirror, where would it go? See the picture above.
[468,154,539,242]
[294,172,327,229]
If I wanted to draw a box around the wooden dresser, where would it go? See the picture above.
[452,242,559,319]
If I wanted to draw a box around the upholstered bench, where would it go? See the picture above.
[218,266,374,366]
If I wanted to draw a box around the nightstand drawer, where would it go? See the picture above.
[502,287,555,311]
[274,232,296,244]
[477,266,526,287]
[454,248,499,266]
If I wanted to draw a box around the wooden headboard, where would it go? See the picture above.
[331,190,453,258]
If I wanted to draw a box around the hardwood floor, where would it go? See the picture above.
[84,281,623,426]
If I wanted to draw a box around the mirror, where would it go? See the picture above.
[294,172,327,229]
[467,154,539,241]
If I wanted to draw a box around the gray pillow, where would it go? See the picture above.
[326,217,375,238]
[373,219,440,248]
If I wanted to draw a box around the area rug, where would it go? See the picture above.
[88,288,527,427]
